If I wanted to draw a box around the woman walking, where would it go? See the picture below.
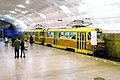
[4,36,8,47]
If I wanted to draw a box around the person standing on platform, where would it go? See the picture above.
[20,39,25,58]
[30,35,33,46]
[11,36,15,47]
[4,36,8,47]
[14,38,20,58]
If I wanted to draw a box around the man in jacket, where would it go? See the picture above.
[14,38,20,58]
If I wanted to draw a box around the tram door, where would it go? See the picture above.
[35,32,38,42]
[27,32,30,41]
[54,32,58,45]
[77,32,86,52]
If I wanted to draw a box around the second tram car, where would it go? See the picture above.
[24,29,44,44]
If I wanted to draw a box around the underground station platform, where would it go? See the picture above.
[0,41,120,80]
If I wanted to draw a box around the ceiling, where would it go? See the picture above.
[0,0,120,32]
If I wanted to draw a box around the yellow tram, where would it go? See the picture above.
[24,27,104,55]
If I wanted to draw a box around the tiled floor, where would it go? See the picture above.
[0,41,120,80]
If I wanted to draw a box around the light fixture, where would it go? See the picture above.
[21,10,28,14]
[57,11,63,21]
[27,17,33,21]
[9,11,16,14]
[39,13,47,19]
[60,5,71,13]
[26,0,30,4]
[58,19,62,21]
[16,5,26,8]
[15,8,18,11]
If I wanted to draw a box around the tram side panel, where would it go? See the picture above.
[44,31,54,46]
[57,38,77,50]
[24,32,28,41]
[57,31,77,50]
[34,30,44,44]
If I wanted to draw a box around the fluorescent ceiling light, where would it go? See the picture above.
[1,18,5,20]
[27,17,33,21]
[26,0,30,4]
[60,5,71,13]
[39,13,47,19]
[9,11,16,14]
[13,22,18,26]
[15,8,18,11]
[21,10,28,14]
[16,5,26,8]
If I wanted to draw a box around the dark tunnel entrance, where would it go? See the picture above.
[0,20,23,39]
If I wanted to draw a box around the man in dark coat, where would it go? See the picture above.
[12,36,15,46]
[30,36,33,46]
[20,39,25,58]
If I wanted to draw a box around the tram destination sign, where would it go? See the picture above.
[91,31,97,45]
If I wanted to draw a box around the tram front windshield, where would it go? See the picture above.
[88,32,103,40]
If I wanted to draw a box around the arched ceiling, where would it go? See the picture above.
[0,0,120,32]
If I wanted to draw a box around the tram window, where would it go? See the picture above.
[97,32,103,40]
[47,32,50,37]
[40,32,44,36]
[59,32,64,38]
[24,32,27,35]
[88,32,91,40]
[34,32,38,36]
[30,32,34,36]
[65,32,69,39]
[70,32,76,39]
[47,32,54,37]
[51,32,54,37]
[88,32,103,40]
[28,32,30,36]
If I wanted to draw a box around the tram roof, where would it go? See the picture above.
[46,27,102,32]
